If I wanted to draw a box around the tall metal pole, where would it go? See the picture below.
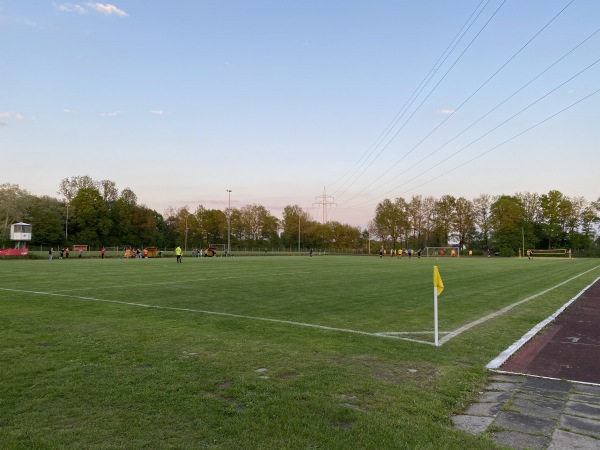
[65,203,70,241]
[226,189,232,255]
[298,213,301,253]
[184,214,189,252]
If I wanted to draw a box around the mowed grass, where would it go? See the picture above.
[1,255,599,449]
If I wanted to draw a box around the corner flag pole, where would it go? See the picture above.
[433,266,444,347]
[434,285,439,346]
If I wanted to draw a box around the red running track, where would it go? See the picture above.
[501,280,600,384]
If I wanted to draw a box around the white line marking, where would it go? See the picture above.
[0,287,437,346]
[489,368,600,387]
[487,273,600,368]
[440,266,600,346]
[376,331,451,335]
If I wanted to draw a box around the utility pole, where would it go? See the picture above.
[313,187,336,224]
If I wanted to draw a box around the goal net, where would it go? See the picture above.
[424,246,460,257]
[529,249,568,257]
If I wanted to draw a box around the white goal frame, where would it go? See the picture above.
[424,246,460,257]
[529,248,568,257]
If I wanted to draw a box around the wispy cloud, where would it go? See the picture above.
[0,111,24,120]
[439,108,456,115]
[54,2,128,17]
[53,2,88,14]
[63,108,78,113]
[101,111,123,117]
[0,111,24,127]
[150,110,166,116]
[85,3,128,17]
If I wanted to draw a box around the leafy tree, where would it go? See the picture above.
[433,195,456,246]
[540,190,570,248]
[25,196,65,246]
[58,175,97,204]
[202,209,226,245]
[281,205,311,250]
[374,198,407,252]
[327,221,361,250]
[453,197,475,249]
[473,194,493,250]
[407,196,424,249]
[70,187,112,246]
[0,183,32,245]
[490,195,525,256]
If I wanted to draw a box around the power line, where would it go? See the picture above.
[346,23,600,205]
[339,0,576,206]
[399,87,600,197]
[332,0,509,203]
[342,86,600,211]
[328,0,495,198]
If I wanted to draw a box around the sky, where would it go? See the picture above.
[1,0,599,228]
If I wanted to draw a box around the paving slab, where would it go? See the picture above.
[571,394,600,406]
[479,390,512,403]
[521,386,570,401]
[564,401,600,420]
[450,415,494,435]
[573,384,600,397]
[522,377,571,395]
[511,395,565,420]
[493,410,557,436]
[491,374,527,383]
[547,429,600,450]
[488,381,522,392]
[464,402,503,417]
[490,430,550,450]
[560,414,600,439]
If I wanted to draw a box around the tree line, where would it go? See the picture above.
[1,177,599,255]
[371,192,600,256]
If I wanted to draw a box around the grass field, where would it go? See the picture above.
[1,255,599,449]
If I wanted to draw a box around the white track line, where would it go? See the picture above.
[440,265,600,346]
[0,287,437,346]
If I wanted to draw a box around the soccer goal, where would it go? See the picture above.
[424,246,460,257]
[529,249,569,257]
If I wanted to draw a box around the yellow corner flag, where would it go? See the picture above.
[433,266,444,296]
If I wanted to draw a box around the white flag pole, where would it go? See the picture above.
[434,287,439,346]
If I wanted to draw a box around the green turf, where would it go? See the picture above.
[1,256,599,449]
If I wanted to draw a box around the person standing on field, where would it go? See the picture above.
[48,248,53,260]
[175,245,183,263]
[101,247,106,259]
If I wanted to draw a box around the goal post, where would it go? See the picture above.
[424,246,460,257]
[529,248,569,257]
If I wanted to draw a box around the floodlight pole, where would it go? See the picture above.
[184,214,189,252]
[65,203,70,242]
[298,213,301,253]
[226,189,232,255]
